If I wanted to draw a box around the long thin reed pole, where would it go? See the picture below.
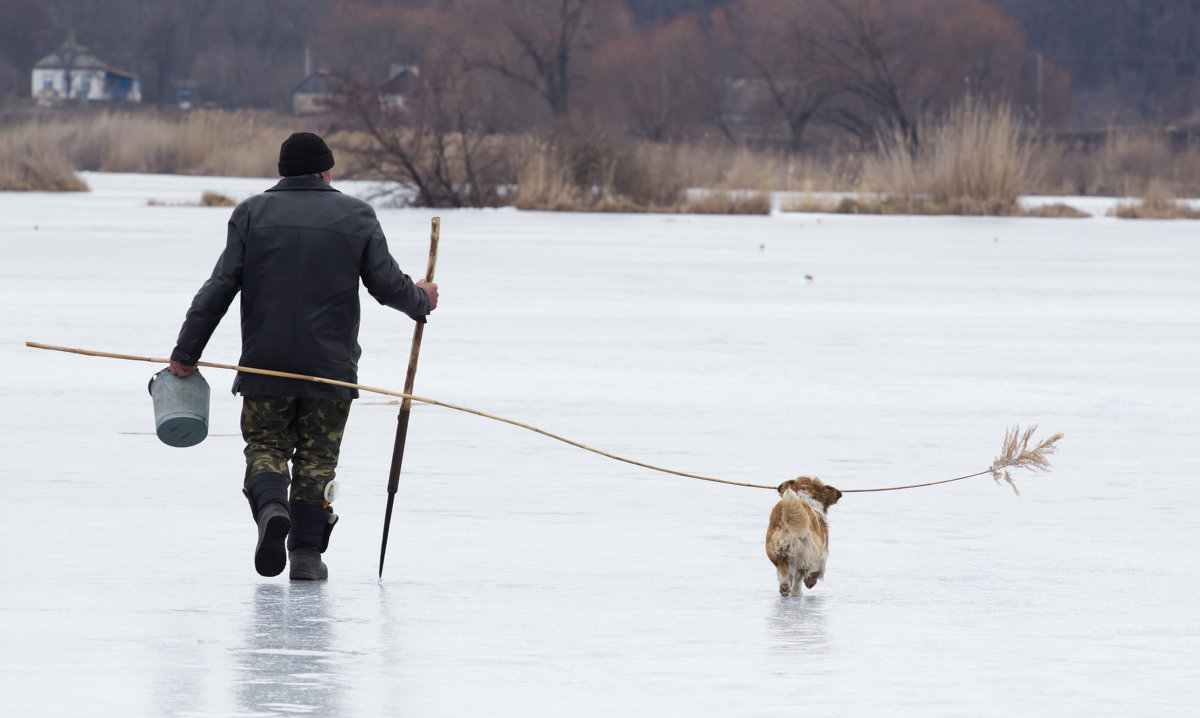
[25,342,1059,496]
[379,217,440,578]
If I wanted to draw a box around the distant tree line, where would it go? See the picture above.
[0,0,1196,136]
[995,0,1200,125]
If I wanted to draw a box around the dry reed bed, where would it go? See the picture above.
[146,190,238,208]
[838,100,1037,215]
[512,139,776,213]
[0,131,88,191]
[1112,181,1200,219]
[4,107,1200,219]
[1040,132,1200,198]
[0,111,286,191]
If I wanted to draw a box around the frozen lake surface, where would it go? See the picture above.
[2,173,1197,716]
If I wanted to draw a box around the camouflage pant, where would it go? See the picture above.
[241,396,351,505]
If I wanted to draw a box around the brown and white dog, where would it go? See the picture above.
[765,476,843,597]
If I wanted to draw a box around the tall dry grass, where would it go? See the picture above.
[1,111,288,186]
[68,111,285,175]
[512,135,686,212]
[1036,131,1200,198]
[990,424,1064,495]
[0,131,88,191]
[512,136,781,213]
[512,141,598,211]
[854,99,1038,215]
[1112,180,1200,219]
[5,106,1198,215]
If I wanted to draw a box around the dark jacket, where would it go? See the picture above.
[171,176,429,399]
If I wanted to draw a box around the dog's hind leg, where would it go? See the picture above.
[776,564,791,596]
[804,554,829,589]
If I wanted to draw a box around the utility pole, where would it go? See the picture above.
[1035,51,1043,130]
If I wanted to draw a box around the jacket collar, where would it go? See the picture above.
[265,176,340,193]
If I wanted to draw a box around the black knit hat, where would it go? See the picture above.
[278,132,335,176]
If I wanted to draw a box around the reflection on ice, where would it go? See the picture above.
[768,594,830,653]
[236,584,341,717]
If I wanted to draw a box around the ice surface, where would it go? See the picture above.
[2,173,1198,717]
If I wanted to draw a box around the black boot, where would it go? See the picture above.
[287,502,338,580]
[243,473,291,577]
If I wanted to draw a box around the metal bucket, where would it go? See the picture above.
[148,368,210,448]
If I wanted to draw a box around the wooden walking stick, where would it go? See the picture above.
[378,217,440,578]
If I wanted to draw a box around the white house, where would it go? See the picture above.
[31,37,142,106]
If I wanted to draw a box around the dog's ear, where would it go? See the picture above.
[819,485,843,507]
[776,480,793,496]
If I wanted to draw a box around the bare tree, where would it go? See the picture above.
[325,16,511,208]
[996,0,1194,126]
[713,0,837,151]
[311,1,435,86]
[460,0,633,120]
[0,1,54,101]
[134,0,215,107]
[815,0,1027,148]
[26,0,135,97]
[590,15,716,141]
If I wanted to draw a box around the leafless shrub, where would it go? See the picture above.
[324,70,513,208]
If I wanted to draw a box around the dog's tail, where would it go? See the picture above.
[777,490,814,538]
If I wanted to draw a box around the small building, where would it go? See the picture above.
[292,70,338,115]
[31,37,141,105]
[290,65,420,116]
[379,64,420,111]
[719,77,772,128]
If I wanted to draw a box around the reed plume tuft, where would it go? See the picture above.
[989,425,1063,495]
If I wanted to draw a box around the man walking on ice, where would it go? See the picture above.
[168,132,438,580]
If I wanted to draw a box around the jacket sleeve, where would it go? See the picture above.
[171,204,247,364]
[360,218,430,323]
